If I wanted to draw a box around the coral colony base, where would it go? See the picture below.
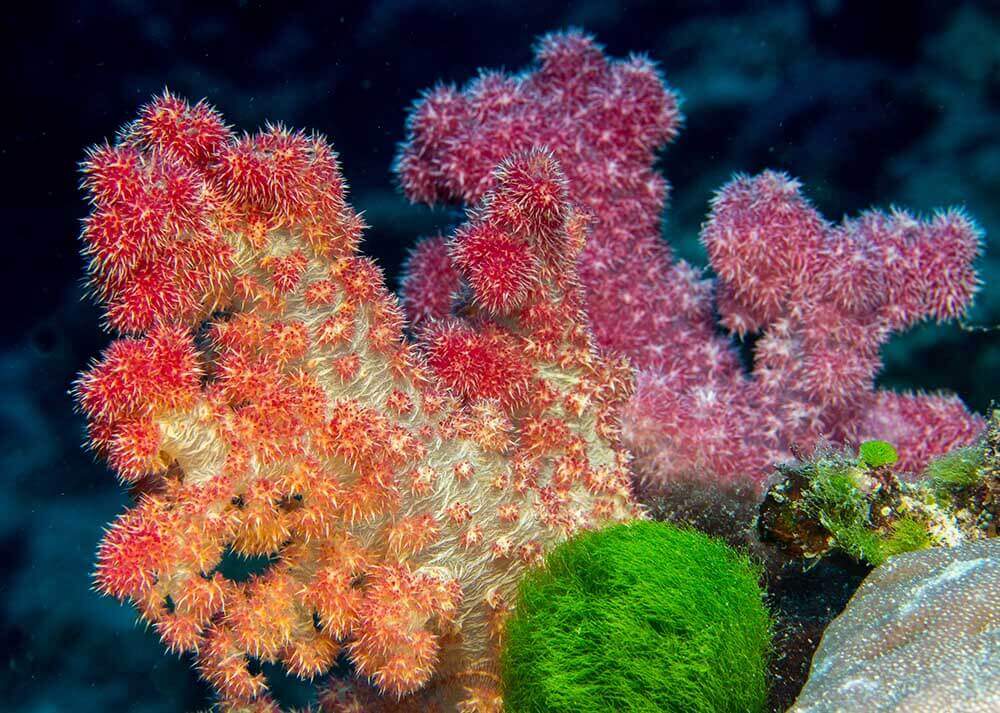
[74,31,989,711]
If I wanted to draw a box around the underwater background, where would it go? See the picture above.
[2,1,998,710]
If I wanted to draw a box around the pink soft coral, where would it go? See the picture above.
[396,30,985,499]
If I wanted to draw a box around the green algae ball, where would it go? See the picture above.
[858,440,898,468]
[501,521,771,713]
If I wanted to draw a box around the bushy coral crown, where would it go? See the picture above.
[76,88,637,711]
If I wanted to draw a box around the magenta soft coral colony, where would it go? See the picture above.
[75,29,988,713]
[396,31,985,499]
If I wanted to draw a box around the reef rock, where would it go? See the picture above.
[791,539,999,712]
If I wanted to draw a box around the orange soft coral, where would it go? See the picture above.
[76,93,638,711]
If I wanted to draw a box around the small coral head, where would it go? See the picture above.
[424,321,534,410]
[400,234,460,330]
[451,220,540,315]
[701,170,828,325]
[485,150,569,243]
[133,89,232,168]
[448,150,582,322]
[79,91,354,335]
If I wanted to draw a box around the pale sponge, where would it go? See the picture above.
[792,539,1000,712]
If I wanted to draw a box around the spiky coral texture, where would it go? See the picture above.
[76,92,637,711]
[397,29,688,365]
[396,30,986,496]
